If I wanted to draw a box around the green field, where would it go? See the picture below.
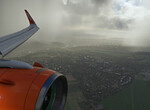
[64,79,87,110]
[102,76,150,110]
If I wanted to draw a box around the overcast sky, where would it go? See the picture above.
[0,0,150,47]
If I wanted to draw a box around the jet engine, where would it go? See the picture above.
[0,61,68,110]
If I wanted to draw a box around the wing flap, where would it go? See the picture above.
[0,10,39,57]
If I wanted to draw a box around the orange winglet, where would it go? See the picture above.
[25,10,35,24]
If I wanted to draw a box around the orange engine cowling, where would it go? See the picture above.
[0,61,68,110]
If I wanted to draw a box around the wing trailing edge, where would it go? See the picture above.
[0,10,39,57]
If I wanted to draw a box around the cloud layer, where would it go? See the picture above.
[0,0,150,48]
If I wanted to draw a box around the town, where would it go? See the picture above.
[12,45,150,110]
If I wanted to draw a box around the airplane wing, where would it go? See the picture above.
[0,10,39,57]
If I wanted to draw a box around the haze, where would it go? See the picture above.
[1,0,150,52]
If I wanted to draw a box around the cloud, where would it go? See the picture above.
[92,0,113,6]
[1,0,150,48]
[118,0,150,48]
[61,0,129,30]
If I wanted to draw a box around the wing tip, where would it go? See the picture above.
[24,9,35,25]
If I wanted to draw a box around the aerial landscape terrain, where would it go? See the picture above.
[7,42,150,110]
[1,0,150,110]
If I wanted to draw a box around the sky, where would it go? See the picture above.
[0,0,150,47]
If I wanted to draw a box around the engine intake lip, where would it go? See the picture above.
[35,72,68,110]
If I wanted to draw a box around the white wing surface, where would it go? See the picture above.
[0,10,39,57]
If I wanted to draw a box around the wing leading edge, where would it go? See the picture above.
[0,10,39,57]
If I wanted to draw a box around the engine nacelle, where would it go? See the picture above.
[0,61,68,110]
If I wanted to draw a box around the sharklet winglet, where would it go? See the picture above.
[25,10,36,25]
